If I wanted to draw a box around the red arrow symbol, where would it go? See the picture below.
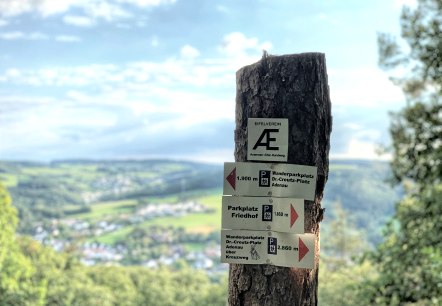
[298,237,309,262]
[290,204,298,227]
[226,167,236,190]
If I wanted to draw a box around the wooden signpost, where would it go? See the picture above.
[222,52,332,306]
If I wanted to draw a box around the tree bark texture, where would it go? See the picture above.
[229,52,332,306]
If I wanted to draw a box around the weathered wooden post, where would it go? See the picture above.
[226,52,332,305]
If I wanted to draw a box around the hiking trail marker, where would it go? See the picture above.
[223,162,317,201]
[221,230,315,269]
[222,196,304,234]
[247,118,288,162]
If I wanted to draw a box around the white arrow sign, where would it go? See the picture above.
[223,162,317,201]
[221,229,315,269]
[222,196,304,234]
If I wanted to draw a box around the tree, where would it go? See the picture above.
[0,184,17,270]
[229,53,332,305]
[0,185,46,306]
[362,0,442,304]
[319,202,375,306]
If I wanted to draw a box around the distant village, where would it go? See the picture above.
[33,200,226,274]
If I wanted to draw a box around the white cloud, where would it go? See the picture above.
[180,45,200,59]
[0,31,24,39]
[36,0,81,17]
[219,32,272,70]
[0,31,48,40]
[0,32,275,91]
[0,32,278,161]
[216,5,230,14]
[0,0,81,17]
[0,18,8,27]
[328,67,404,107]
[29,32,49,40]
[5,68,21,78]
[0,0,178,20]
[63,15,95,27]
[0,31,80,42]
[150,36,159,47]
[55,35,82,43]
[0,0,34,17]
[0,100,117,154]
[331,138,391,161]
[221,32,272,58]
[180,148,234,164]
[117,0,176,7]
[85,1,132,21]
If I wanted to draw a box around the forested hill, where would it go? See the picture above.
[323,159,401,244]
[0,158,400,245]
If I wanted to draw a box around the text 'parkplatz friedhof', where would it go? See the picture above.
[221,118,318,269]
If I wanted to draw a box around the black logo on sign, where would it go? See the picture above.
[262,205,273,221]
[250,244,260,260]
[259,170,271,187]
[253,129,279,150]
[268,237,277,255]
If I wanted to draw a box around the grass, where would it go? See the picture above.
[93,226,134,245]
[70,199,138,220]
[329,164,358,170]
[185,243,206,252]
[141,212,220,232]
[0,174,18,187]
[21,167,69,176]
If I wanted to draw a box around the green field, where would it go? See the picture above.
[93,193,222,245]
[0,159,400,247]
[329,164,357,170]
[141,194,221,233]
[0,174,18,187]
[70,199,139,220]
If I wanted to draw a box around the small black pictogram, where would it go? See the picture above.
[268,237,277,255]
[259,170,271,187]
[262,205,273,221]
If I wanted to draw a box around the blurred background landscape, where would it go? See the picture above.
[1,0,440,305]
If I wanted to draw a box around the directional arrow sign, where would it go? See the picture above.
[222,196,304,234]
[221,229,315,269]
[223,162,317,201]
[226,167,236,190]
[290,204,299,228]
[298,237,309,262]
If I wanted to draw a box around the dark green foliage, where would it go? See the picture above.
[319,201,376,305]
[0,184,17,269]
[389,101,442,186]
[324,161,401,244]
[364,0,442,304]
[0,185,227,306]
[0,185,47,306]
[378,0,442,98]
[363,185,442,305]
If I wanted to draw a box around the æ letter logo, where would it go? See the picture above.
[253,129,279,150]
[247,118,288,162]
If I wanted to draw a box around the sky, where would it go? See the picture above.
[0,0,414,163]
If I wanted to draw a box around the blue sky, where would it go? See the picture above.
[0,0,414,163]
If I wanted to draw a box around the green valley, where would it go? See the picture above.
[0,159,401,270]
